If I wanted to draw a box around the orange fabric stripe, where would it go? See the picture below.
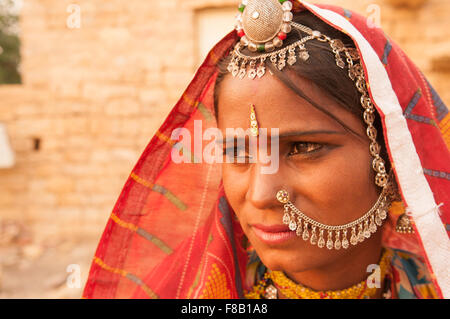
[94,256,128,277]
[93,257,158,298]
[110,212,173,254]
[155,130,176,146]
[439,113,450,150]
[139,284,159,299]
[130,172,187,210]
[182,94,198,108]
[130,172,154,188]
[110,212,138,232]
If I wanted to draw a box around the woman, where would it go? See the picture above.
[83,0,449,299]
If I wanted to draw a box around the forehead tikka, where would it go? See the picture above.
[249,104,259,137]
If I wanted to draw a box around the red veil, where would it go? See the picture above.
[83,2,450,299]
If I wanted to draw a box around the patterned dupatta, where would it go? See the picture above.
[83,1,450,299]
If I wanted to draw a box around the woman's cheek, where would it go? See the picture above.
[222,165,248,221]
[285,145,373,221]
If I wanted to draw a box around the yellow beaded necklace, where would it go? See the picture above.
[245,249,392,299]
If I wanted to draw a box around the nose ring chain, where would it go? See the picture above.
[275,172,395,250]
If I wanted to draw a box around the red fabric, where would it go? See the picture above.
[83,3,449,298]
[307,4,449,298]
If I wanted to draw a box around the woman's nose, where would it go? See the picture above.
[245,163,287,210]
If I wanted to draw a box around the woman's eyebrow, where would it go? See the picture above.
[276,129,346,139]
[216,130,345,144]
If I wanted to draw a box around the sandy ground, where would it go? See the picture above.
[0,220,97,298]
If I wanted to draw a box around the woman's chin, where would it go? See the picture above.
[252,243,316,273]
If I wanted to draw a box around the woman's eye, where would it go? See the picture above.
[288,142,323,156]
[224,147,250,160]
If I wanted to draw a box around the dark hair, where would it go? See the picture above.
[214,11,390,171]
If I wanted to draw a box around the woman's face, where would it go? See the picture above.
[217,71,381,274]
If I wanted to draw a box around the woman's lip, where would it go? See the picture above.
[251,224,296,244]
[251,223,290,233]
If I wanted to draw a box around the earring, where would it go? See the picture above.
[386,178,414,234]
[395,213,415,234]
